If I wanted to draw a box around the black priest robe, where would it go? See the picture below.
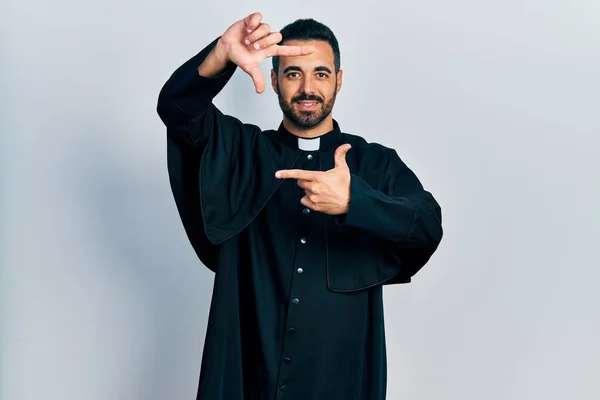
[156,37,443,400]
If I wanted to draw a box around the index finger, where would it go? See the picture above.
[266,44,316,57]
[275,169,318,180]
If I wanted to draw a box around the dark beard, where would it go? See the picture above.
[277,85,337,129]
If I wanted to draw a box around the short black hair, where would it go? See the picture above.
[272,18,340,75]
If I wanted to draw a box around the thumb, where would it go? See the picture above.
[334,143,352,169]
[241,64,265,93]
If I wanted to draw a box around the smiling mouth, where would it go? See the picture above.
[296,101,320,110]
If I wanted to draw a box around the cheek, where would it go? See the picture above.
[320,83,337,99]
[277,82,296,99]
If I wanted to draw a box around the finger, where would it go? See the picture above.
[334,143,352,169]
[296,179,312,190]
[265,44,316,58]
[251,31,282,51]
[245,23,271,47]
[301,195,318,210]
[299,181,320,196]
[241,64,265,93]
[275,169,318,180]
[243,12,262,33]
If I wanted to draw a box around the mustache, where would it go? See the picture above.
[293,94,323,103]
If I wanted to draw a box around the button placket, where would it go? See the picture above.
[275,149,321,398]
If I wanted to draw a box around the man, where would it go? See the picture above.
[156,12,442,400]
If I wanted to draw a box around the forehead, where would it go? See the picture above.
[278,39,335,69]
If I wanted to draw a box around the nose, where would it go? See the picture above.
[301,75,314,94]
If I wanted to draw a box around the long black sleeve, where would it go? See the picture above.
[337,147,443,282]
[157,37,237,150]
[156,38,262,271]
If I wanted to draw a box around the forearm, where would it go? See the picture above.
[197,38,231,77]
[156,37,237,149]
[339,174,443,249]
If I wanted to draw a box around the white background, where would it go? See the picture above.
[2,0,599,399]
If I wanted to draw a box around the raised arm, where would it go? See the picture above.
[156,36,238,271]
[156,13,316,270]
[156,36,238,152]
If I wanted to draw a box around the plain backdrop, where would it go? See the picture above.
[2,0,599,399]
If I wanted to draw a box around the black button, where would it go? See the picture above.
[302,207,310,214]
[300,237,307,243]
[307,154,313,160]
[288,327,296,335]
[284,357,291,364]
[280,385,287,392]
[292,298,299,305]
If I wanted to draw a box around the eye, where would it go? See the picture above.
[287,72,300,79]
[316,73,329,79]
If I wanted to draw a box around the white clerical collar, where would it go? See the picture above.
[298,137,320,151]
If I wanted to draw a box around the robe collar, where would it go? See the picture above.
[274,119,344,151]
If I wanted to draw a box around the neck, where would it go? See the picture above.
[282,116,334,138]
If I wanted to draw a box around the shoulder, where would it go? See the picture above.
[341,130,424,193]
[341,131,404,169]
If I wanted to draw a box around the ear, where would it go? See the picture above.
[271,69,278,94]
[336,69,343,94]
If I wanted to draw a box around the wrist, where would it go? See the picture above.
[198,39,232,77]
[214,38,231,65]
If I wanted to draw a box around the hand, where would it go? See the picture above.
[216,12,316,93]
[275,144,352,215]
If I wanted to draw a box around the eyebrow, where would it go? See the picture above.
[282,66,333,74]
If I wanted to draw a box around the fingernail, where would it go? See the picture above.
[247,28,253,33]
[254,42,260,50]
[245,38,250,45]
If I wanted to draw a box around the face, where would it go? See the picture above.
[271,39,343,129]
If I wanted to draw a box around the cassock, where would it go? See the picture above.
[156,37,443,400]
